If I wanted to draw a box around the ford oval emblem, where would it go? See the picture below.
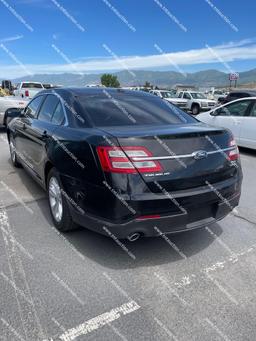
[193,150,208,160]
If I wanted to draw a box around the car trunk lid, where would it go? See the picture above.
[98,123,238,193]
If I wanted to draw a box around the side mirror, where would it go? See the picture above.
[5,108,24,122]
[210,110,219,116]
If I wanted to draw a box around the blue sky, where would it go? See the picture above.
[0,0,256,78]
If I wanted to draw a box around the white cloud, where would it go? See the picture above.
[0,35,23,43]
[1,38,256,79]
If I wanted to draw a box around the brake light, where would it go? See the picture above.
[97,146,162,173]
[25,90,29,97]
[136,214,161,220]
[228,138,239,161]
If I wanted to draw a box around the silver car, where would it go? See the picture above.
[0,95,28,125]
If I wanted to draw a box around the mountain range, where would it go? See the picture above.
[12,68,256,88]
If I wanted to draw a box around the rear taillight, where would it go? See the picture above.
[136,214,161,220]
[25,90,29,97]
[97,146,162,173]
[228,138,239,161]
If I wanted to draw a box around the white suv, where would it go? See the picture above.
[178,91,216,115]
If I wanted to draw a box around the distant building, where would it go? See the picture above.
[174,84,198,92]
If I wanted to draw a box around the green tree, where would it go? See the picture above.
[101,74,120,88]
[144,81,151,88]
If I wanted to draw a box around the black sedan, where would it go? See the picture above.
[7,88,242,241]
[220,90,256,104]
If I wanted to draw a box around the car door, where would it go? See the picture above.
[208,99,253,143]
[26,94,62,180]
[15,95,45,173]
[239,100,256,149]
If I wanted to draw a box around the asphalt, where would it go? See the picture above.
[0,126,256,341]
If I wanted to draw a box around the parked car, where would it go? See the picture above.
[149,90,187,110]
[85,84,105,88]
[0,95,28,126]
[220,90,256,104]
[207,89,226,102]
[198,97,256,150]
[178,91,216,115]
[7,88,242,240]
[13,82,44,99]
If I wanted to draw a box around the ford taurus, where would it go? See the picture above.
[7,88,242,241]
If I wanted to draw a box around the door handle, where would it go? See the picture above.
[41,130,49,139]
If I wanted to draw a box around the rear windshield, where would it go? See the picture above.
[77,91,196,127]
[22,83,43,89]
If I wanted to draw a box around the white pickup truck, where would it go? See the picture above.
[0,95,28,125]
[177,91,216,115]
[149,90,188,110]
[13,82,44,99]
[207,89,226,102]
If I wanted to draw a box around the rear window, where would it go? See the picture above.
[22,83,43,89]
[77,91,195,127]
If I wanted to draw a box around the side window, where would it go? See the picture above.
[25,96,44,118]
[52,102,65,125]
[178,92,183,98]
[217,100,252,117]
[183,92,191,99]
[250,102,256,117]
[38,95,59,123]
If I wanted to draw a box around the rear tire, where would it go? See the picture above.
[47,168,78,232]
[9,136,22,168]
[191,104,200,115]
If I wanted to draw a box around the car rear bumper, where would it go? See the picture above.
[70,175,242,239]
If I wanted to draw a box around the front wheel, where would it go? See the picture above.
[47,168,78,232]
[191,104,200,115]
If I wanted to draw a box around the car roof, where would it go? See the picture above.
[39,87,155,97]
[21,81,43,84]
[229,90,256,94]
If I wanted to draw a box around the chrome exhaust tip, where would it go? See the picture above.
[127,232,141,242]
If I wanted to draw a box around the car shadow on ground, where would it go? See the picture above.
[38,198,223,270]
[5,157,46,201]
[239,146,256,157]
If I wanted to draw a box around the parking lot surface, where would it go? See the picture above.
[0,127,256,341]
